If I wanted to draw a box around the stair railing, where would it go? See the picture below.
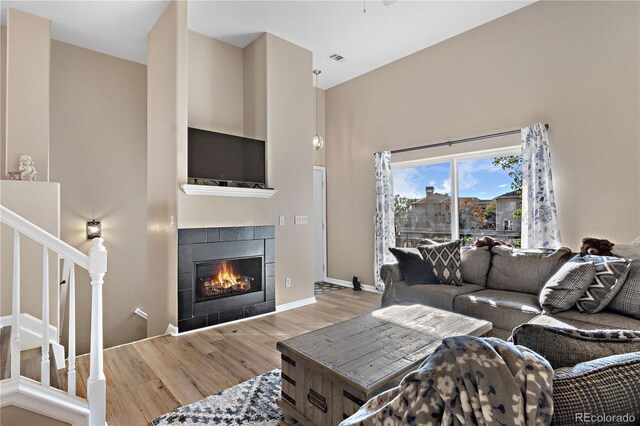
[1,205,107,425]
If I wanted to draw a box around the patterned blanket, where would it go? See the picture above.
[341,336,554,426]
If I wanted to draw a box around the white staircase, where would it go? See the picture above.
[0,205,108,425]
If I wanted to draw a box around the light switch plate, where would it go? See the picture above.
[294,215,308,225]
[279,216,285,226]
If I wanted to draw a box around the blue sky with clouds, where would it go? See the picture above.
[393,158,517,201]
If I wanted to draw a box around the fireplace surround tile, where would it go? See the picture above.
[178,228,207,245]
[179,316,207,332]
[219,226,254,241]
[255,226,275,239]
[178,225,276,333]
[206,228,220,242]
[265,262,275,277]
[266,276,275,301]
[265,239,275,263]
[178,273,191,291]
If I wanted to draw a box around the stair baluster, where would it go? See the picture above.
[11,230,21,380]
[41,246,51,387]
[67,265,76,397]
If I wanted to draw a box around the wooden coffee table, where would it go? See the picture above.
[276,304,492,425]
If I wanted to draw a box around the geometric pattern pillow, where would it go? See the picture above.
[419,240,462,286]
[607,259,640,319]
[575,255,632,313]
[539,257,596,314]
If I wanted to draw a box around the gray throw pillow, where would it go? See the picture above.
[607,260,640,319]
[487,246,572,295]
[511,324,640,369]
[553,352,640,425]
[388,247,440,286]
[575,255,632,313]
[539,256,596,314]
[419,240,462,286]
[460,246,491,286]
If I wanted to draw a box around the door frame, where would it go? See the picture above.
[313,166,327,282]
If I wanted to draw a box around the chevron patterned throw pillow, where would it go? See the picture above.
[576,255,632,313]
[419,240,463,286]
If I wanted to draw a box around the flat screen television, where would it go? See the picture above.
[188,127,266,185]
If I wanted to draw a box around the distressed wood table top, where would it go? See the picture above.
[277,304,492,393]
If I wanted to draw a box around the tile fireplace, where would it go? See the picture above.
[178,226,275,332]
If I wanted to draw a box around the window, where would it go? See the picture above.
[392,148,522,248]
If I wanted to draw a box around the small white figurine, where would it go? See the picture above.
[18,155,37,181]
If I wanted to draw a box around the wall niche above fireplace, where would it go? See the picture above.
[178,226,275,332]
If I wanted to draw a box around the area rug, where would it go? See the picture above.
[314,281,348,295]
[152,369,283,425]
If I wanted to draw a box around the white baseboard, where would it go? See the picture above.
[324,277,379,293]
[276,296,317,312]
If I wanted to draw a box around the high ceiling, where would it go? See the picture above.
[1,1,533,89]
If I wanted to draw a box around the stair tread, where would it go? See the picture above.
[0,325,62,390]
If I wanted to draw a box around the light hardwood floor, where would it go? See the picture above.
[65,288,380,425]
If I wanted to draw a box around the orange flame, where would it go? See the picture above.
[216,261,241,288]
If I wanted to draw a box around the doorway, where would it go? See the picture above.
[313,166,327,283]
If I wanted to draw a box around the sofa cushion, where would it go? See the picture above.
[460,246,491,287]
[575,255,632,313]
[454,289,542,334]
[551,308,640,331]
[419,240,463,286]
[539,257,596,314]
[487,246,572,295]
[553,352,640,425]
[511,324,640,369]
[392,281,484,311]
[605,260,640,319]
[388,247,439,285]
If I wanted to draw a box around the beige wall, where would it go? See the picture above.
[325,1,640,285]
[243,34,267,141]
[179,32,316,306]
[1,26,6,178]
[313,89,326,167]
[5,9,50,181]
[0,405,70,426]
[188,30,244,135]
[147,0,187,336]
[0,181,59,328]
[49,41,147,353]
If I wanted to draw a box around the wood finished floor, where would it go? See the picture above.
[65,289,381,426]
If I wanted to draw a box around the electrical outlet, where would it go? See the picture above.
[279,216,285,226]
[294,215,308,225]
[285,278,292,288]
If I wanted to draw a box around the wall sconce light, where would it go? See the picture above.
[86,220,102,240]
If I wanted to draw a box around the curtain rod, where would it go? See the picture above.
[388,124,550,155]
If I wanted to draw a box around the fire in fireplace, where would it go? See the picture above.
[195,257,262,303]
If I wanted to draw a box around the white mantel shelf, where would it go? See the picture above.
[180,184,277,198]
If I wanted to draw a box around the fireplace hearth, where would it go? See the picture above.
[178,226,275,332]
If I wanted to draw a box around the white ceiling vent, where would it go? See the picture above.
[328,53,345,62]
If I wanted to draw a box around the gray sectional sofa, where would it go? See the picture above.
[381,244,640,339]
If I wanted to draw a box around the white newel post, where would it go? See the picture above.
[87,238,107,426]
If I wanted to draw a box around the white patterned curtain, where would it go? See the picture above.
[521,123,562,249]
[374,151,396,292]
